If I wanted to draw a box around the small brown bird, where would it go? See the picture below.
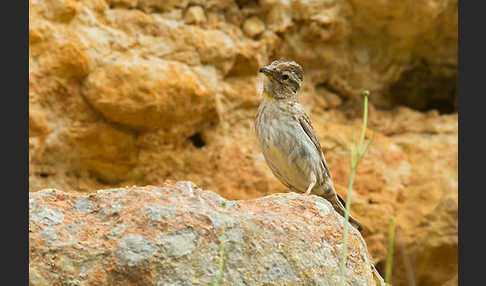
[254,60,362,231]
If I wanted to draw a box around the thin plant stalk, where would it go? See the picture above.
[339,163,357,285]
[385,216,396,284]
[398,229,416,286]
[358,91,369,152]
[339,90,374,286]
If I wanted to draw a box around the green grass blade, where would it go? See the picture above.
[385,216,396,284]
[339,90,373,286]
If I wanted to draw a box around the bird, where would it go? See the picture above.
[254,59,363,231]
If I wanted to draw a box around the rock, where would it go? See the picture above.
[392,195,458,286]
[29,182,385,285]
[106,0,138,9]
[29,109,51,137]
[67,122,138,183]
[184,6,206,25]
[116,234,158,267]
[81,59,219,133]
[243,16,265,38]
[30,33,91,81]
[137,0,190,13]
[41,0,80,22]
[30,207,65,226]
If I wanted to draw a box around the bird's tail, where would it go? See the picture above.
[321,191,363,232]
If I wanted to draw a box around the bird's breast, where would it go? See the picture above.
[255,106,321,191]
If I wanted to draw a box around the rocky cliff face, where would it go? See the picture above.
[29,0,457,285]
[29,183,385,286]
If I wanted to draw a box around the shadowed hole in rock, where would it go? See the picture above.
[39,173,49,178]
[188,133,206,148]
[236,0,258,9]
[315,82,349,104]
[389,61,457,114]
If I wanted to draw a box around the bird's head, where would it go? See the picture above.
[259,60,304,100]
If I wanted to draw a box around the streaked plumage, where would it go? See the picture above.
[254,60,362,231]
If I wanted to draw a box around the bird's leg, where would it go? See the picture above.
[304,175,316,195]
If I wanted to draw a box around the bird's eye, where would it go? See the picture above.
[282,74,289,80]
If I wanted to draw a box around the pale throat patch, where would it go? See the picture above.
[257,73,274,100]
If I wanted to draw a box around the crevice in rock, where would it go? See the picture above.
[389,61,457,114]
[106,2,169,14]
[188,132,206,148]
[235,0,259,10]
[315,82,350,104]
[78,80,142,136]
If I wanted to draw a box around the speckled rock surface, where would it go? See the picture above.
[29,182,385,286]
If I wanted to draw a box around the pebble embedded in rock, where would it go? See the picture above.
[40,227,58,245]
[74,196,94,214]
[243,16,265,38]
[116,234,157,267]
[31,207,65,226]
[157,228,198,258]
[142,204,177,222]
[184,6,206,25]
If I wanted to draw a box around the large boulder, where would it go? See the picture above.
[29,182,384,285]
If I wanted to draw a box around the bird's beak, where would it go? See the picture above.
[259,65,276,80]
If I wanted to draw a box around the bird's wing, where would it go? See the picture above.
[297,113,331,177]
